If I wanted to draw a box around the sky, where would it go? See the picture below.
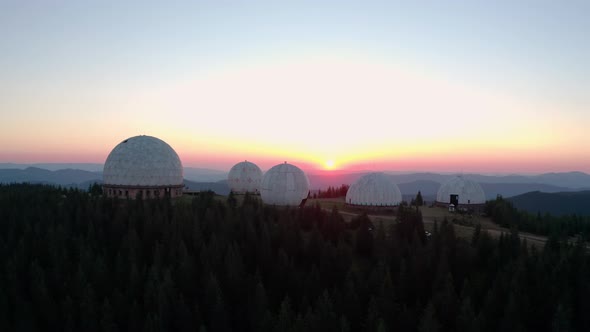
[1,0,589,173]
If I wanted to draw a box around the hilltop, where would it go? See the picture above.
[508,190,590,216]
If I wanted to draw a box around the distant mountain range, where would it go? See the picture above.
[183,167,227,182]
[386,172,590,189]
[307,171,590,190]
[0,163,104,172]
[184,180,230,196]
[1,164,589,201]
[0,164,228,182]
[508,191,590,216]
[0,167,102,187]
[396,180,574,204]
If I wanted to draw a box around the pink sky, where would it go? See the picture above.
[1,4,588,174]
[1,143,588,174]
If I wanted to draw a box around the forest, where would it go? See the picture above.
[486,196,590,239]
[1,184,590,331]
[312,185,350,199]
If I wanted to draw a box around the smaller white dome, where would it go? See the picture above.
[228,160,262,194]
[346,172,402,206]
[436,176,486,205]
[260,162,309,206]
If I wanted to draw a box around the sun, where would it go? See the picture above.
[324,160,335,170]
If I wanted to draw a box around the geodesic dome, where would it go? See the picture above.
[228,160,262,194]
[260,162,309,206]
[103,135,183,187]
[345,172,402,206]
[436,176,486,205]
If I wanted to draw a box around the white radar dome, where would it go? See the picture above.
[228,160,263,194]
[103,135,183,190]
[260,162,310,206]
[436,176,486,205]
[345,172,402,206]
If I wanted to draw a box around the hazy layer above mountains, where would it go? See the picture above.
[1,164,589,200]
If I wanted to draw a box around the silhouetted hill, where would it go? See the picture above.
[386,180,573,201]
[183,167,228,182]
[398,180,439,203]
[2,165,589,199]
[184,179,230,195]
[0,167,230,194]
[0,163,104,172]
[480,183,573,200]
[0,167,102,186]
[0,164,229,182]
[387,172,590,189]
[531,172,590,188]
[307,171,590,190]
[508,190,590,216]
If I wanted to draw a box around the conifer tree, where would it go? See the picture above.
[419,302,439,332]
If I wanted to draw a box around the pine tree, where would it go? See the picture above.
[81,285,99,332]
[355,214,373,257]
[127,301,142,332]
[227,191,237,209]
[552,302,571,332]
[250,281,270,331]
[365,296,380,332]
[204,273,230,332]
[315,291,338,332]
[415,191,424,206]
[376,318,387,332]
[418,302,439,332]
[275,296,295,332]
[339,315,351,332]
[472,223,481,246]
[456,297,478,332]
[100,298,118,332]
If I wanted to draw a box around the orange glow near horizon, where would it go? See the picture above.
[0,107,587,174]
[1,140,588,175]
[324,160,335,170]
[1,3,589,176]
[1,56,588,174]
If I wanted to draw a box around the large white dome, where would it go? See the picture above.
[228,160,262,194]
[436,176,486,205]
[103,135,183,186]
[260,162,309,206]
[345,172,402,206]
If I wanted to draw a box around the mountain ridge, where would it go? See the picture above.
[1,166,589,199]
[508,190,590,216]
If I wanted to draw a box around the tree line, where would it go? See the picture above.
[1,184,589,331]
[312,185,349,199]
[486,196,590,240]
